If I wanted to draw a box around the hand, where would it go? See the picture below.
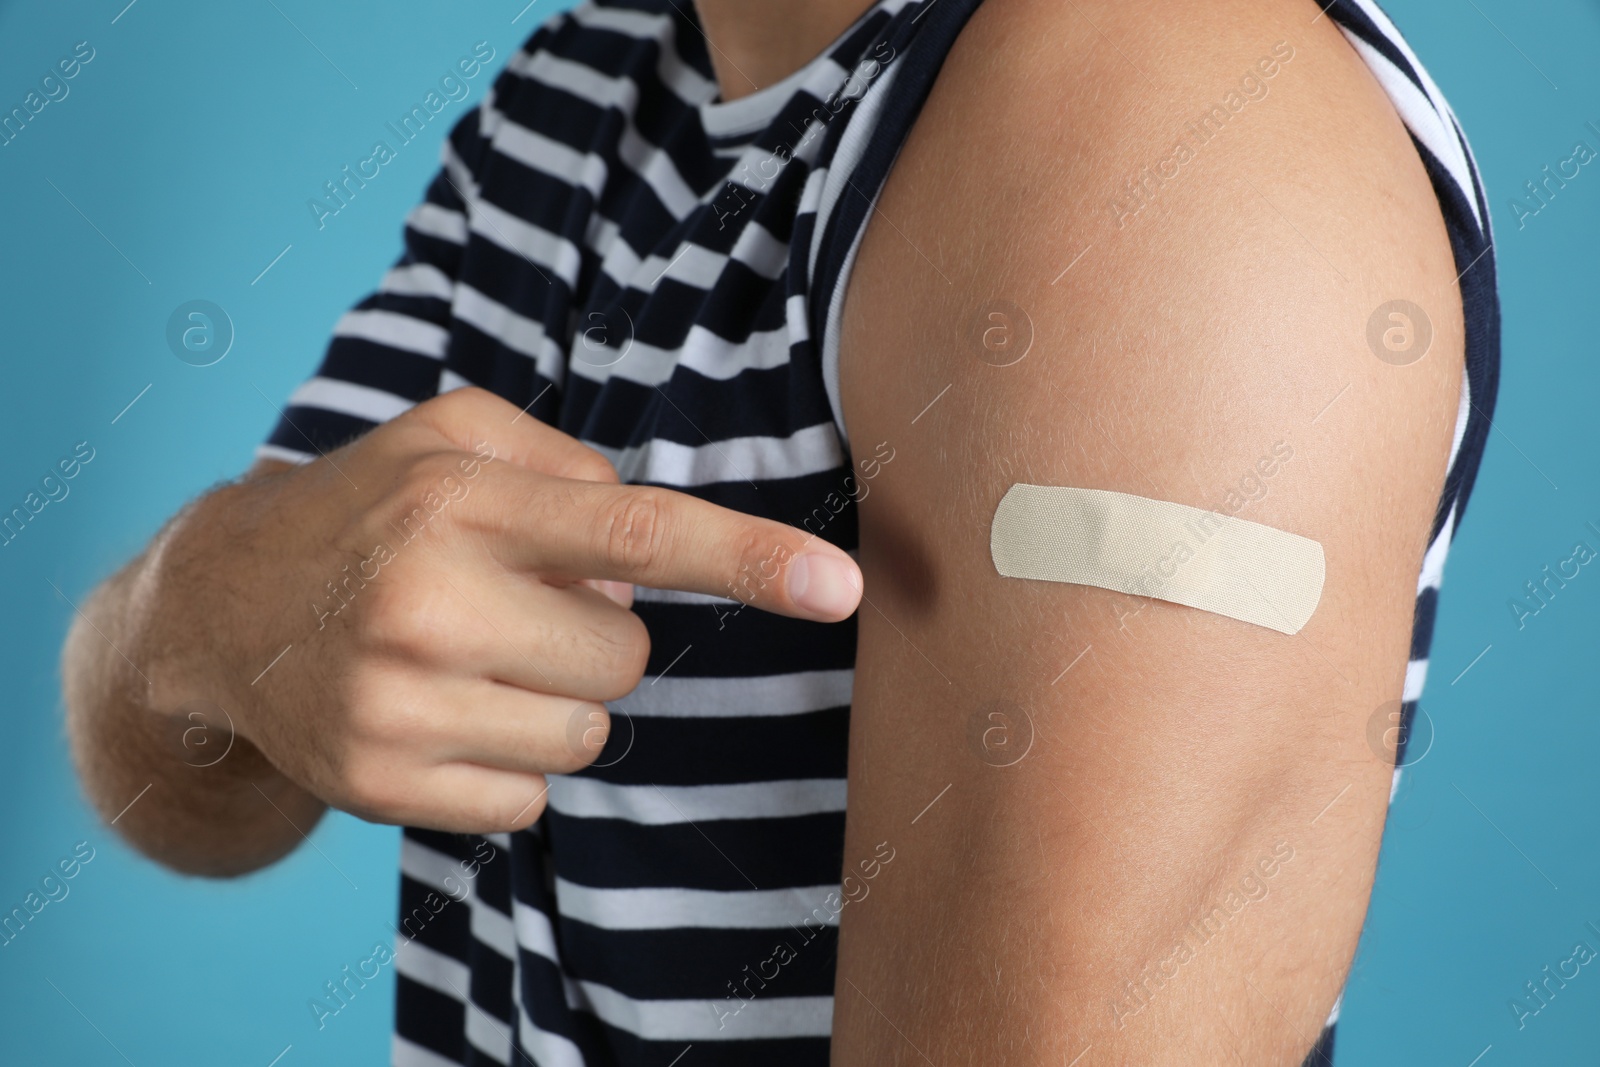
[147,387,862,833]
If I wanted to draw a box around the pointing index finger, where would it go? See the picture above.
[503,474,864,623]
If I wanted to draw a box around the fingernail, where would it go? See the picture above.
[788,553,862,620]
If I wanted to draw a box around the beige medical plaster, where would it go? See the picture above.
[990,485,1325,635]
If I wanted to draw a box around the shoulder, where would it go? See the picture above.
[904,0,1453,234]
[849,0,1463,319]
[840,0,1465,494]
[838,0,1466,665]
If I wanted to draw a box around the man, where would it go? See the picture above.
[62,0,1498,1062]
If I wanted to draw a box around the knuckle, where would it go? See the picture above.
[380,465,461,542]
[339,753,405,820]
[584,615,650,698]
[544,744,591,777]
[489,781,548,831]
[601,617,649,694]
[566,451,619,485]
[564,703,612,764]
[597,489,668,575]
[728,528,788,604]
[397,390,506,467]
[361,581,449,659]
[411,451,475,502]
[345,699,396,747]
[450,770,550,832]
[419,385,490,422]
[341,668,417,744]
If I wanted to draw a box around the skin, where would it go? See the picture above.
[831,0,1464,1063]
[61,0,1467,1062]
[692,0,876,99]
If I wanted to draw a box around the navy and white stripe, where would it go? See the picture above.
[261,0,1499,1063]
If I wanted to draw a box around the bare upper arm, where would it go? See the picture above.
[832,0,1462,1061]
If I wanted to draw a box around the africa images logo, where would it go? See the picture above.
[307,42,496,230]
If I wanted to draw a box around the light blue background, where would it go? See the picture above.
[0,0,1593,1064]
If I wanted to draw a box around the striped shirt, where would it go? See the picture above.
[261,0,1500,1064]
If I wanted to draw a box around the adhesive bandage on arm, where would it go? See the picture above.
[990,485,1325,635]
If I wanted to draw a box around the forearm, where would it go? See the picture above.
[60,481,325,877]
